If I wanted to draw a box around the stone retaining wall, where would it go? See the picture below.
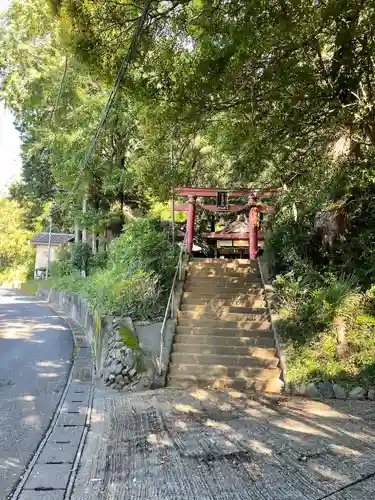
[35,288,170,391]
[285,381,375,400]
[258,256,287,383]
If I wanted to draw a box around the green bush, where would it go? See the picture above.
[274,265,375,388]
[71,242,92,273]
[34,216,178,320]
[49,245,73,277]
[108,217,177,289]
[89,250,108,271]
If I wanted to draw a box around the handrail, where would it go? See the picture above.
[158,233,187,375]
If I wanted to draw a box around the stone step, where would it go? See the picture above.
[182,288,263,298]
[183,285,263,295]
[180,302,267,313]
[169,362,281,379]
[174,334,275,348]
[172,343,277,358]
[180,295,266,307]
[176,325,274,336]
[185,276,262,285]
[190,258,252,265]
[171,352,279,369]
[167,374,283,393]
[179,309,268,322]
[177,318,271,329]
[187,268,260,278]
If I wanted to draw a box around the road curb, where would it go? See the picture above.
[9,301,94,500]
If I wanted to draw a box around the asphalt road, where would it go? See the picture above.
[0,289,73,499]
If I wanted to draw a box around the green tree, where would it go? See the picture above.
[0,198,34,282]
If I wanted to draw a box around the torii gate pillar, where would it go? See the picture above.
[187,196,196,256]
[249,201,259,260]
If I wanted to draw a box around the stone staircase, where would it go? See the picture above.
[167,258,282,393]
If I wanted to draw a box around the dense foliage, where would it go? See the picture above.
[3,0,375,385]
[31,217,177,320]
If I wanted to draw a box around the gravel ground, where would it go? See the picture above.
[0,289,73,499]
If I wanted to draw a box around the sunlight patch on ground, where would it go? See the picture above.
[0,458,21,471]
[174,420,188,430]
[218,403,233,411]
[189,389,210,401]
[205,419,231,431]
[0,326,32,339]
[38,372,58,378]
[90,409,105,424]
[23,414,41,427]
[244,407,267,418]
[37,361,63,368]
[147,433,173,448]
[310,463,350,483]
[339,430,375,443]
[22,395,35,402]
[329,444,362,457]
[228,390,245,399]
[271,417,330,437]
[247,439,273,455]
[174,404,201,414]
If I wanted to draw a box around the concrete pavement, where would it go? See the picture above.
[5,287,375,499]
[0,289,73,499]
[72,388,375,500]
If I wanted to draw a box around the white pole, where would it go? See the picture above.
[172,191,175,246]
[46,202,53,279]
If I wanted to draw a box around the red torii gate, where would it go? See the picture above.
[172,187,281,259]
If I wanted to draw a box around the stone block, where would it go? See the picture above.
[103,366,111,382]
[123,351,136,370]
[71,361,92,382]
[293,383,306,396]
[317,381,334,398]
[56,411,87,427]
[114,362,123,375]
[19,492,65,500]
[23,464,72,490]
[333,383,347,399]
[368,388,375,400]
[349,387,367,399]
[305,383,320,399]
[62,401,88,414]
[66,384,91,403]
[74,335,90,348]
[75,347,92,359]
[49,426,84,445]
[38,440,78,464]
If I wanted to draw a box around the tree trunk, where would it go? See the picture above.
[74,220,80,243]
[99,230,106,251]
[92,229,97,254]
[82,195,88,243]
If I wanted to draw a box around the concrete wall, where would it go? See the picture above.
[35,288,175,382]
[34,245,59,269]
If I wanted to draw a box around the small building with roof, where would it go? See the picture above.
[30,232,75,278]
